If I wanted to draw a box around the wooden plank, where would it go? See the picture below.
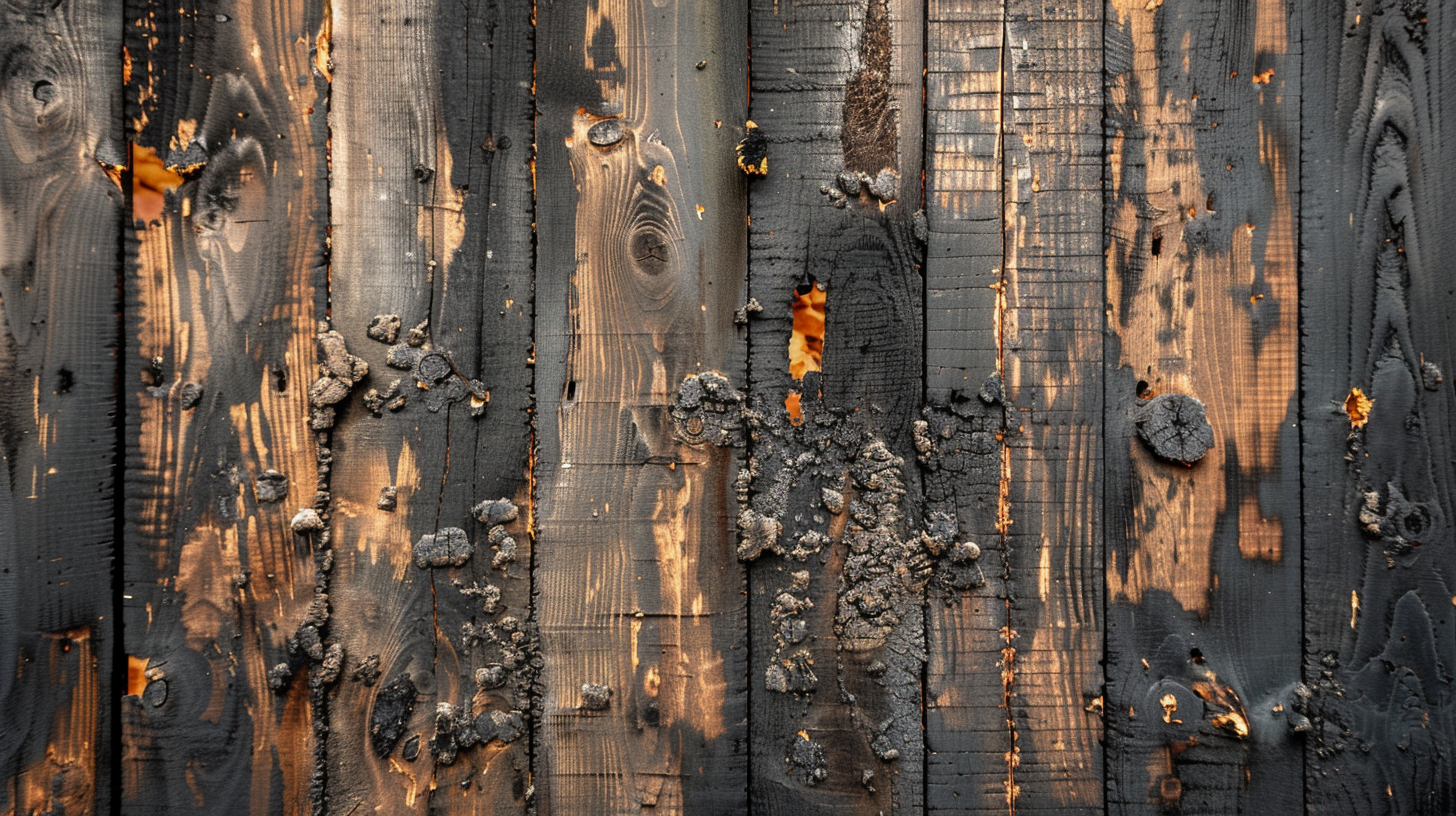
[745,0,927,812]
[1300,1,1456,811]
[532,0,749,812]
[921,0,1014,812]
[324,1,536,813]
[999,1,1105,812]
[119,1,329,812]
[1104,0,1303,812]
[0,0,121,813]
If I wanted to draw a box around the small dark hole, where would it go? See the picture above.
[1189,648,1204,663]
[33,80,55,103]
[564,380,577,401]
[1136,380,1152,398]
[56,368,73,394]
[272,366,288,392]
[1150,234,1163,257]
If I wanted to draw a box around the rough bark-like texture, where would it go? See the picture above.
[747,0,927,813]
[0,0,120,813]
[1104,0,1303,813]
[533,0,749,812]
[1301,1,1456,812]
[324,1,536,813]
[120,0,328,812]
[1000,1,1105,812]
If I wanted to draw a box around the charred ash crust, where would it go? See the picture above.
[667,370,983,783]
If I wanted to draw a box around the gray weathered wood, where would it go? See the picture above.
[1301,1,1456,812]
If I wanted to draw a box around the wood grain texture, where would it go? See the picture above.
[1104,0,1303,812]
[996,1,1105,812]
[533,0,749,812]
[324,1,537,813]
[1301,0,1456,812]
[120,0,328,811]
[0,0,121,812]
[922,0,1013,812]
[746,0,926,812]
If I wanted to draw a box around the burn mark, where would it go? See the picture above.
[179,381,204,409]
[786,732,829,786]
[253,469,289,503]
[841,0,898,181]
[736,120,768,176]
[366,313,401,344]
[1135,393,1214,465]
[671,371,747,447]
[369,674,418,758]
[580,683,613,711]
[413,527,473,568]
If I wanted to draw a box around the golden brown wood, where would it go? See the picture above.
[121,0,329,811]
[1104,0,1303,810]
[533,0,750,812]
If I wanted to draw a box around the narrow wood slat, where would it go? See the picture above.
[533,0,749,812]
[1301,1,1456,812]
[1001,3,1104,812]
[746,0,927,812]
[324,1,536,813]
[0,0,121,813]
[922,0,1014,812]
[1104,0,1303,812]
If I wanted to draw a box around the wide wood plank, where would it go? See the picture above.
[324,1,536,813]
[533,0,749,812]
[1000,2,1104,812]
[1104,0,1303,812]
[746,0,927,812]
[119,1,329,811]
[0,0,121,813]
[1301,1,1456,811]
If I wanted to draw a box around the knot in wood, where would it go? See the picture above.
[1135,393,1214,465]
[587,119,624,147]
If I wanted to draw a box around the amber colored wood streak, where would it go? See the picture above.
[923,1,1014,812]
[533,1,749,812]
[1104,0,1303,812]
[0,0,120,812]
[1301,1,1456,812]
[994,1,1107,812]
[325,0,536,813]
[119,1,329,811]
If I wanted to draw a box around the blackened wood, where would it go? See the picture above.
[119,0,329,811]
[746,0,926,812]
[533,0,749,812]
[1104,0,1303,812]
[324,1,535,813]
[1301,1,1456,812]
[922,1,1014,812]
[0,0,121,813]
[1000,1,1105,811]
